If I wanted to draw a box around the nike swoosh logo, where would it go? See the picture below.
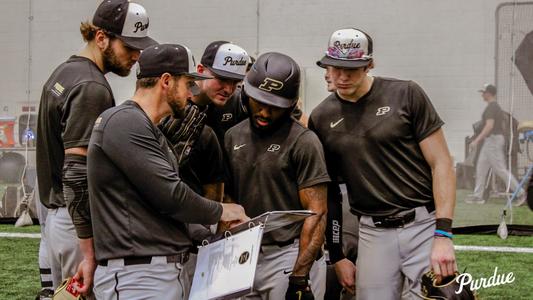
[283,270,292,275]
[330,118,344,128]
[233,144,246,150]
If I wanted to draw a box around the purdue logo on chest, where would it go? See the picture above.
[267,144,281,152]
[376,106,391,116]
[221,113,233,121]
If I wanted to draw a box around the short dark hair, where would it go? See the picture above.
[135,74,184,91]
[135,77,160,90]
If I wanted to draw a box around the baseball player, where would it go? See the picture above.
[466,84,526,205]
[191,41,250,144]
[35,0,156,295]
[87,43,249,300]
[225,52,329,300]
[310,28,457,299]
[321,68,359,300]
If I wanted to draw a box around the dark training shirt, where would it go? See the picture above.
[225,118,330,244]
[37,55,114,208]
[88,101,222,261]
[482,101,504,136]
[309,77,444,217]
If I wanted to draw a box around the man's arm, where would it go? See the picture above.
[470,119,494,149]
[419,128,457,281]
[63,147,95,295]
[292,183,327,276]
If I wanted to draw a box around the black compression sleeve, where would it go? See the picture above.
[326,182,345,263]
[63,154,92,238]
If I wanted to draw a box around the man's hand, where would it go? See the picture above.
[285,276,314,300]
[73,258,96,295]
[468,140,479,152]
[334,258,356,295]
[220,203,249,225]
[430,237,457,284]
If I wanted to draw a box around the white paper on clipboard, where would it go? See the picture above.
[189,225,264,300]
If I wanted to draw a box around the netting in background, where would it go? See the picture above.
[453,2,533,230]
[497,1,533,174]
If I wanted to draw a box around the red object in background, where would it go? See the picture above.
[0,117,16,147]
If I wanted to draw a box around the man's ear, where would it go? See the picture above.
[197,64,206,74]
[94,30,110,51]
[160,73,173,90]
[365,60,375,72]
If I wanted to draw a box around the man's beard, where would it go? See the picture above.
[249,107,293,136]
[102,45,131,77]
[166,86,186,118]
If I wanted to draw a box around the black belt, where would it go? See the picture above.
[372,210,416,228]
[98,252,189,267]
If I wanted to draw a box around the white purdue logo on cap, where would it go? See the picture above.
[212,43,249,76]
[327,28,371,60]
[122,3,150,38]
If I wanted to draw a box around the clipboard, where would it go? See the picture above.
[208,210,316,243]
[189,210,315,300]
[189,225,264,300]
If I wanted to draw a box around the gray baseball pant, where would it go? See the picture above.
[36,196,54,289]
[241,239,326,300]
[93,256,188,300]
[473,134,524,200]
[356,206,435,300]
[45,207,83,288]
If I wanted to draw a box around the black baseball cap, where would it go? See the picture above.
[478,84,497,95]
[136,44,212,80]
[93,0,157,50]
[317,28,373,69]
[244,52,300,108]
[201,41,249,81]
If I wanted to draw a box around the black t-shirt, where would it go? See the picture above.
[225,118,330,243]
[88,101,222,260]
[309,77,443,216]
[36,56,114,208]
[179,125,225,193]
[205,86,249,144]
[482,101,504,136]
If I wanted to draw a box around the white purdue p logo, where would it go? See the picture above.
[376,106,391,116]
[259,78,284,92]
[267,144,281,152]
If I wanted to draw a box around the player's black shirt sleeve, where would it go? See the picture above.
[408,81,444,142]
[309,116,345,263]
[62,82,114,148]
[291,130,332,189]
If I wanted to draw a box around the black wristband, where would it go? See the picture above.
[288,275,309,286]
[435,218,453,232]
